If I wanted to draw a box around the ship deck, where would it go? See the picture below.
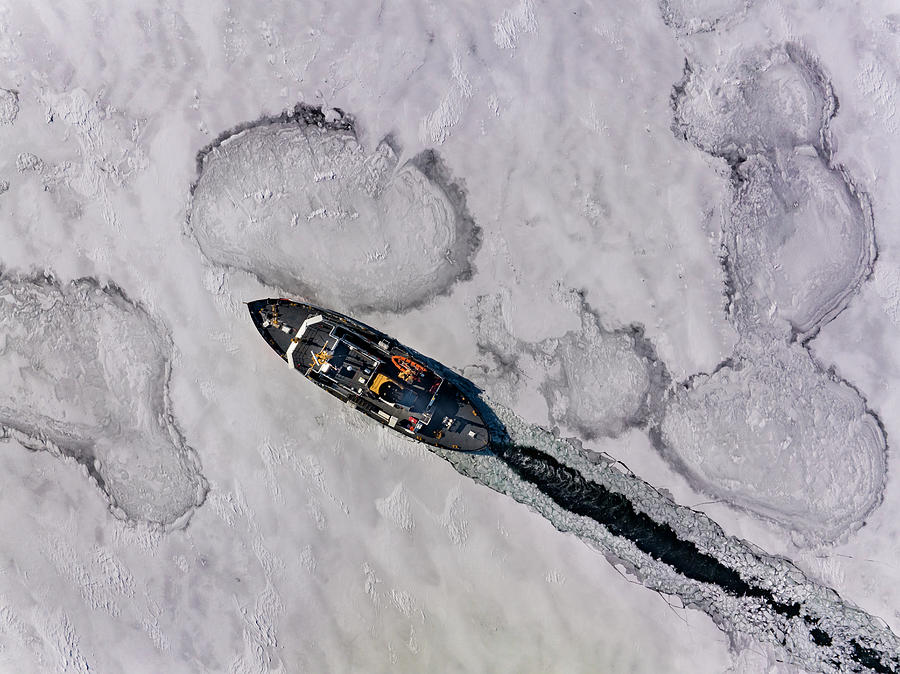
[249,299,491,452]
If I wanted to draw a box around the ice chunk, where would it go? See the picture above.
[673,44,834,156]
[659,0,750,35]
[470,289,663,438]
[0,88,18,125]
[543,317,654,439]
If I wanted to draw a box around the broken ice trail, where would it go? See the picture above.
[350,333,900,673]
[433,386,900,674]
[5,273,895,672]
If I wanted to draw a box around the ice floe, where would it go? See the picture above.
[188,105,480,313]
[659,336,886,543]
[0,275,207,526]
[664,38,885,544]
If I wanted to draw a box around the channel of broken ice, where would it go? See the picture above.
[436,400,900,673]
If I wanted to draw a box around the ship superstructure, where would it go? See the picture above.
[249,299,490,452]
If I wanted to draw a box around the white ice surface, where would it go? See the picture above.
[1,0,900,671]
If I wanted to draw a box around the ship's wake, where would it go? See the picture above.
[430,391,900,674]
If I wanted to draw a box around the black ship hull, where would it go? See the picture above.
[248,299,491,452]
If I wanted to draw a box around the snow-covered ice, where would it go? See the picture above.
[189,107,480,313]
[660,335,886,543]
[0,275,207,525]
[1,0,900,672]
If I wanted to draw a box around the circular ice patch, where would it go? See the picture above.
[543,322,653,439]
[189,108,480,312]
[728,150,875,337]
[674,44,831,155]
[660,340,886,543]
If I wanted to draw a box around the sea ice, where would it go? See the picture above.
[188,106,481,313]
[727,149,875,338]
[659,336,886,543]
[0,275,207,525]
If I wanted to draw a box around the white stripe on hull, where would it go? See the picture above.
[286,314,323,368]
